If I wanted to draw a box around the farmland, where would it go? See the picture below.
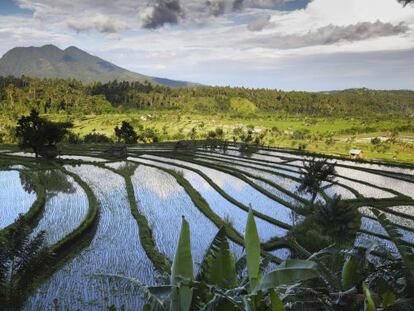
[45,112,414,164]
[0,143,413,310]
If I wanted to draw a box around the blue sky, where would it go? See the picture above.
[0,0,30,15]
[0,0,413,90]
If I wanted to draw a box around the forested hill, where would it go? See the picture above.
[1,76,413,116]
[0,45,192,87]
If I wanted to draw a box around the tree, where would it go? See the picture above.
[314,195,361,246]
[84,132,112,143]
[0,215,51,309]
[114,121,138,144]
[15,110,72,158]
[298,157,336,204]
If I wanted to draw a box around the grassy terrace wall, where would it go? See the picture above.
[0,156,102,308]
[1,144,414,303]
[0,169,46,237]
[129,159,283,263]
[115,166,171,273]
[129,155,294,230]
[131,151,414,248]
[182,150,362,199]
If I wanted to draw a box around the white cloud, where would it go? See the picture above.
[0,0,413,90]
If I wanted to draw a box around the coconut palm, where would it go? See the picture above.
[314,195,361,246]
[298,157,336,205]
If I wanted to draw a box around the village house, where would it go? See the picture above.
[349,149,363,160]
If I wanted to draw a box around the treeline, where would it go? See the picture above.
[1,76,414,116]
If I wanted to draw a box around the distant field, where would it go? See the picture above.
[44,112,414,164]
[1,111,413,164]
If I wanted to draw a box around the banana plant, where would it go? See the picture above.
[242,208,320,310]
[104,210,322,311]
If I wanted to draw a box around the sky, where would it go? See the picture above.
[0,0,413,91]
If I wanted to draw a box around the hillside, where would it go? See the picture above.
[0,45,192,87]
[1,76,414,117]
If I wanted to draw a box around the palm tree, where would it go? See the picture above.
[298,157,336,205]
[0,215,51,309]
[314,195,361,246]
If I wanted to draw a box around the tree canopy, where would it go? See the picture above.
[15,109,72,157]
[1,76,414,117]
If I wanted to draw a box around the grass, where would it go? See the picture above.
[1,110,413,164]
[44,111,414,164]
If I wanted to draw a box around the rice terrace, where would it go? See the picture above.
[1,0,414,310]
[1,138,413,310]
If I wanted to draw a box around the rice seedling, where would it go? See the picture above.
[7,152,36,158]
[359,206,414,229]
[195,155,301,178]
[354,233,399,257]
[195,151,301,175]
[24,165,156,310]
[245,177,304,207]
[334,160,414,176]
[359,207,414,244]
[388,205,414,218]
[141,155,298,225]
[131,165,222,267]
[31,173,89,245]
[58,155,107,162]
[335,167,414,197]
[105,161,129,170]
[198,159,324,203]
[321,182,356,199]
[332,177,394,198]
[0,170,36,229]
[129,157,287,242]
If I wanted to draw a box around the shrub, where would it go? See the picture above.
[114,121,138,144]
[83,132,112,143]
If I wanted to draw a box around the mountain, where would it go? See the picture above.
[0,44,193,87]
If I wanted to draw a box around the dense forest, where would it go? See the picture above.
[1,76,414,117]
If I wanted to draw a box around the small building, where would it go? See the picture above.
[349,149,363,160]
[174,140,190,151]
[103,145,127,158]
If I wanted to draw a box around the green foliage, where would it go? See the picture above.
[314,195,361,246]
[2,77,414,118]
[363,283,376,311]
[269,289,285,311]
[15,109,72,157]
[83,132,112,143]
[373,209,414,291]
[229,97,257,114]
[197,227,237,289]
[114,121,138,144]
[245,208,261,291]
[288,216,332,252]
[0,215,51,309]
[64,131,82,144]
[341,256,357,289]
[371,137,381,145]
[257,259,319,291]
[171,217,193,311]
[298,157,336,204]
